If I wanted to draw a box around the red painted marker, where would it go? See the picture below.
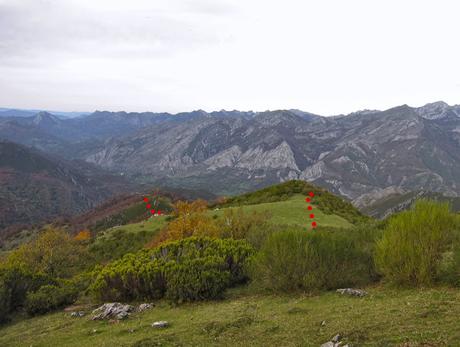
[305,197,311,203]
[309,192,314,197]
[307,205,313,211]
[312,221,317,228]
[150,209,156,214]
[146,204,151,209]
[157,210,162,215]
[309,214,315,219]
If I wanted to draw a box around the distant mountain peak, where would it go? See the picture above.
[415,101,451,120]
[33,111,61,125]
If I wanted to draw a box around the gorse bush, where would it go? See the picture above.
[164,258,231,302]
[90,237,254,303]
[25,282,78,316]
[250,227,378,292]
[375,200,458,286]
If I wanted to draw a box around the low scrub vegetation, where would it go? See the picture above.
[375,200,460,286]
[25,282,79,316]
[90,237,254,303]
[250,227,379,292]
[0,227,91,322]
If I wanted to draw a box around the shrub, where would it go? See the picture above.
[90,254,166,301]
[5,227,89,279]
[375,200,457,286]
[163,200,220,242]
[90,237,254,303]
[0,266,52,323]
[250,227,377,292]
[217,208,272,241]
[165,257,231,302]
[25,283,78,316]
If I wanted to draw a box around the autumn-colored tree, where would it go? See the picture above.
[5,227,89,278]
[215,196,228,205]
[74,230,91,241]
[164,200,219,241]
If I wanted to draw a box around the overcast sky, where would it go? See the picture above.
[0,0,459,115]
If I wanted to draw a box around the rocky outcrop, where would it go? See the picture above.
[91,303,134,320]
[336,288,367,297]
[321,334,349,347]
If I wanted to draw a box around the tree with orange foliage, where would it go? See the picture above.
[74,230,91,241]
[164,199,219,241]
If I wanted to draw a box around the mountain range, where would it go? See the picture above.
[1,100,460,229]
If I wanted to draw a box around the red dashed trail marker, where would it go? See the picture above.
[143,192,162,217]
[305,192,317,229]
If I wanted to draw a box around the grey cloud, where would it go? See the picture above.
[0,0,231,66]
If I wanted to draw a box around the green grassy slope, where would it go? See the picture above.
[88,216,167,262]
[1,286,459,347]
[219,180,369,225]
[211,195,352,229]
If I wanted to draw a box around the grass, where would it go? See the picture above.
[210,195,353,229]
[1,286,460,346]
[88,216,167,262]
[96,216,167,237]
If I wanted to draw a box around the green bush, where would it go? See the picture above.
[90,237,254,303]
[0,266,52,323]
[250,227,378,292]
[25,283,78,316]
[91,254,166,301]
[165,257,231,302]
[375,200,457,286]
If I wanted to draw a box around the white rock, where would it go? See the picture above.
[152,321,169,328]
[92,303,134,320]
[336,288,367,297]
[138,303,154,312]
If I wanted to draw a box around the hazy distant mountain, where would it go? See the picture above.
[361,190,460,219]
[0,108,90,118]
[0,141,135,231]
[2,102,460,204]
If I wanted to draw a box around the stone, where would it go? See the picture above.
[332,334,341,343]
[91,303,134,320]
[138,303,154,312]
[152,321,169,328]
[320,342,334,347]
[70,311,85,317]
[320,320,326,326]
[116,311,129,320]
[336,288,367,297]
